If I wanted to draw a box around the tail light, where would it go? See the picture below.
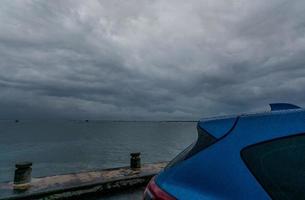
[143,177,176,200]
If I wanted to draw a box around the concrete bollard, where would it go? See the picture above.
[14,162,32,190]
[130,152,141,170]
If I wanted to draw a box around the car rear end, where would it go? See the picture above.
[143,115,239,199]
[143,104,305,199]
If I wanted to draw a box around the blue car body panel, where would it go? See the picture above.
[156,105,305,199]
[198,116,238,139]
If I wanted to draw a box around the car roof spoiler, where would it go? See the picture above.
[198,103,301,139]
[270,103,301,111]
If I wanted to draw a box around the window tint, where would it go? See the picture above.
[241,134,305,200]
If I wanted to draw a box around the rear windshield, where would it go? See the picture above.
[165,127,216,169]
[241,133,305,200]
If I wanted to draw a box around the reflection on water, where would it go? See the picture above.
[0,121,197,199]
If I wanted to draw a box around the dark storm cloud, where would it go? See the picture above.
[1,0,305,120]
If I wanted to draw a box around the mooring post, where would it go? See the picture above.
[130,152,141,169]
[13,162,32,190]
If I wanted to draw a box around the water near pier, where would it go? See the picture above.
[0,121,197,199]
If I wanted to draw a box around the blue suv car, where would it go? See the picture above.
[144,103,305,200]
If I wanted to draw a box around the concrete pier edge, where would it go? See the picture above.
[0,162,168,200]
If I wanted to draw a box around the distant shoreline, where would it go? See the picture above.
[0,120,198,122]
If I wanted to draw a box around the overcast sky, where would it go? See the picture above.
[0,0,305,120]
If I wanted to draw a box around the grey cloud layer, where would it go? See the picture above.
[0,0,305,119]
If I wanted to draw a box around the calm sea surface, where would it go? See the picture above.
[0,121,197,199]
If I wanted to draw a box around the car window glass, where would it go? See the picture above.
[241,134,305,200]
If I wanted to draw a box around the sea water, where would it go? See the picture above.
[0,121,197,199]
